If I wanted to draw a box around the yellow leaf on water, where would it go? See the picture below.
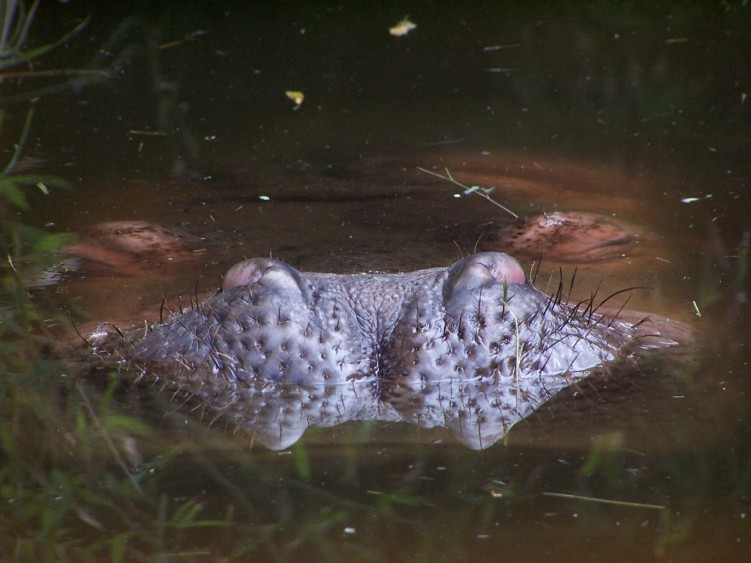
[389,18,416,37]
[285,90,304,108]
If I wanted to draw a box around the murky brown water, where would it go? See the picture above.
[6,1,751,560]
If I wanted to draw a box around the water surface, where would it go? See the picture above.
[4,2,750,560]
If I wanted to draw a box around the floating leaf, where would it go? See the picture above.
[285,90,304,109]
[389,17,417,37]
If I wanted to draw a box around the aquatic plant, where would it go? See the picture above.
[0,4,226,559]
[1,1,85,71]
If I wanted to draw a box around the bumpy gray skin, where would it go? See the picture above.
[126,251,685,450]
[135,252,633,387]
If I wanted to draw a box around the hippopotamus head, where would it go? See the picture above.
[134,252,638,387]
[114,251,688,450]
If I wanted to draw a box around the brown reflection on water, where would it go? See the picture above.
[66,147,732,454]
[66,154,698,347]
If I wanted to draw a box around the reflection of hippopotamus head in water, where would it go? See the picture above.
[99,252,685,450]
[484,211,646,264]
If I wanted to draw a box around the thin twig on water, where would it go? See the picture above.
[542,491,665,511]
[417,166,518,219]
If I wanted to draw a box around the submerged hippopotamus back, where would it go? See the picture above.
[134,252,641,386]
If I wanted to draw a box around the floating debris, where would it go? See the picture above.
[482,44,521,51]
[389,17,417,37]
[285,90,304,109]
[417,166,518,219]
[542,492,665,511]
[680,194,712,204]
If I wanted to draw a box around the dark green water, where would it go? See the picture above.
[2,2,750,560]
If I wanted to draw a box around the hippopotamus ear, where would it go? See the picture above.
[443,252,525,301]
[222,258,309,298]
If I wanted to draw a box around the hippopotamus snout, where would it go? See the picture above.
[222,251,526,294]
[134,252,633,388]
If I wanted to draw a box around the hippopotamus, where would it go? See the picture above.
[112,251,685,451]
[134,251,648,383]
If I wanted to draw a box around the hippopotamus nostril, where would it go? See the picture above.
[222,258,266,292]
[444,252,526,301]
[222,258,310,303]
